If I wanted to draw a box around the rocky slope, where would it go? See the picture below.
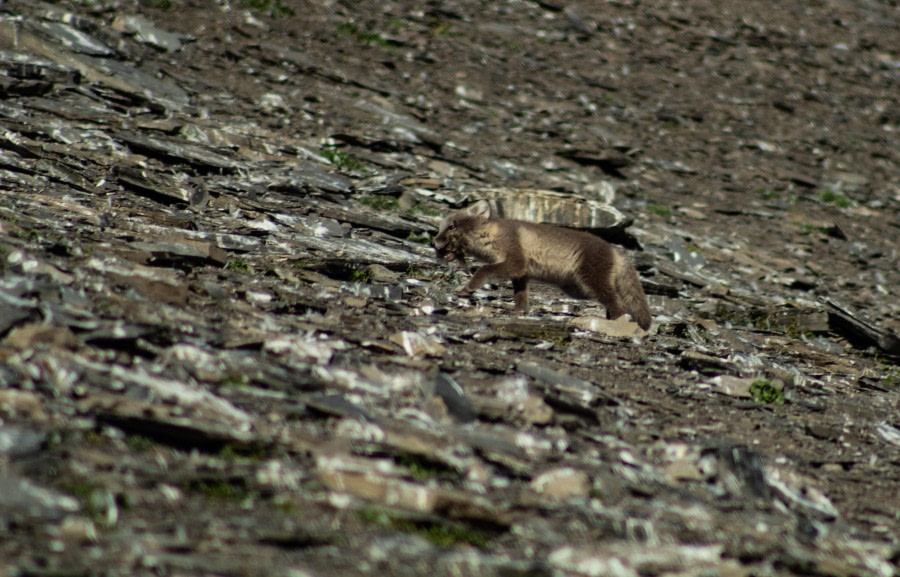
[0,1,898,576]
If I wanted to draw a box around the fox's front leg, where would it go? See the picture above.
[458,265,529,312]
[457,262,516,296]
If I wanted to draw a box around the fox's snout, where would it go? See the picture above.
[433,237,451,260]
[433,233,459,261]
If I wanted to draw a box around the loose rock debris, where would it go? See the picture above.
[0,1,898,576]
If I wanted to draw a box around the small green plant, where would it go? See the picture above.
[406,521,489,549]
[350,267,373,283]
[219,445,241,461]
[502,39,527,53]
[749,378,785,406]
[84,430,105,445]
[793,222,830,236]
[320,146,365,171]
[241,0,294,18]
[219,442,269,461]
[429,20,455,38]
[782,315,814,339]
[358,507,391,525]
[190,479,255,503]
[408,204,442,217]
[431,269,458,285]
[272,496,298,513]
[337,22,390,46]
[62,481,108,524]
[660,120,680,132]
[358,507,490,549]
[550,335,569,347]
[141,0,172,8]
[646,204,672,218]
[406,232,432,245]
[17,228,41,242]
[64,481,98,503]
[126,435,155,452]
[388,19,409,31]
[225,259,251,273]
[220,372,250,387]
[819,189,852,208]
[396,454,456,482]
[880,365,900,388]
[360,195,399,211]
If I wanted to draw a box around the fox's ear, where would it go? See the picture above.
[465,200,492,219]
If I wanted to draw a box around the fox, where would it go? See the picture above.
[433,200,652,329]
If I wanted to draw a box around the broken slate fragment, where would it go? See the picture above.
[271,161,354,195]
[2,18,190,108]
[128,240,227,266]
[430,373,476,423]
[0,300,36,336]
[0,424,46,459]
[116,168,208,207]
[550,543,726,577]
[874,423,900,447]
[73,359,253,429]
[29,19,116,57]
[304,393,375,421]
[263,334,346,366]
[317,453,503,523]
[390,331,446,358]
[822,298,900,356]
[571,314,647,337]
[4,323,79,351]
[355,99,446,148]
[85,255,189,305]
[0,475,80,521]
[0,390,46,422]
[489,318,570,342]
[517,361,617,411]
[706,375,754,398]
[710,445,771,500]
[305,215,350,238]
[112,14,189,52]
[530,467,590,501]
[557,149,632,176]
[766,466,838,521]
[93,408,258,453]
[116,132,241,172]
[0,50,81,86]
[475,188,630,232]
[341,282,403,302]
[679,351,738,376]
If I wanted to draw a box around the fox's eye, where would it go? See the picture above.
[448,222,457,230]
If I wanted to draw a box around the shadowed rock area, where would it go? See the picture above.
[0,1,898,576]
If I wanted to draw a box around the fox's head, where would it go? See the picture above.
[433,200,492,262]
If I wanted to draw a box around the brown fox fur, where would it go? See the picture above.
[433,200,652,329]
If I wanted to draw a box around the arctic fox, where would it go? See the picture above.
[433,200,651,329]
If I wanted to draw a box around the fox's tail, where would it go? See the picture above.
[612,249,652,330]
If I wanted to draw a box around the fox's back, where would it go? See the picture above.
[505,220,608,283]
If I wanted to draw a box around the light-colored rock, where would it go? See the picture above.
[530,467,590,501]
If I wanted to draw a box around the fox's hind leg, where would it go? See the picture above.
[576,263,623,320]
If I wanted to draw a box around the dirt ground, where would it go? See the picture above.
[0,1,898,576]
